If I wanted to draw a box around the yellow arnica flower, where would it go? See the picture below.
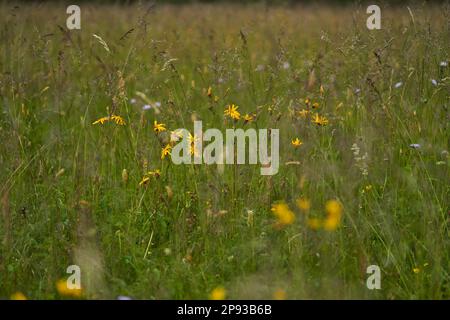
[296,197,311,212]
[209,286,227,300]
[323,200,343,231]
[161,144,172,159]
[10,292,27,300]
[139,169,161,186]
[224,104,241,120]
[147,169,161,178]
[298,109,309,118]
[273,289,287,300]
[271,202,295,226]
[139,176,150,186]
[92,116,110,125]
[56,279,82,298]
[92,115,126,125]
[189,133,200,156]
[312,102,319,109]
[110,115,126,125]
[243,114,254,123]
[153,120,166,133]
[312,113,329,126]
[291,138,303,147]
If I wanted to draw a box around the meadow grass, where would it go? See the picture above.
[0,2,449,299]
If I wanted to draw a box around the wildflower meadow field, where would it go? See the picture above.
[0,1,449,300]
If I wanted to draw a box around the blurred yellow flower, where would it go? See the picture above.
[291,138,303,148]
[56,279,82,298]
[207,86,213,97]
[304,98,311,106]
[298,109,309,118]
[273,289,286,300]
[325,200,343,217]
[323,216,341,231]
[153,120,166,133]
[243,114,254,123]
[271,202,295,226]
[312,102,319,109]
[209,286,227,300]
[323,200,343,231]
[10,292,27,300]
[296,197,311,212]
[224,104,240,120]
[312,113,329,126]
[413,267,420,274]
[161,144,172,159]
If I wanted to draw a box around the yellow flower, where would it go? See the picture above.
[296,197,311,212]
[273,289,286,300]
[207,86,213,97]
[413,267,420,274]
[92,116,110,125]
[304,98,311,106]
[153,120,166,133]
[110,115,126,125]
[298,109,310,118]
[224,104,241,120]
[291,138,303,147]
[147,169,161,178]
[161,144,172,159]
[92,115,126,125]
[139,169,161,186]
[307,218,322,230]
[139,176,150,186]
[10,292,27,300]
[243,114,254,123]
[323,216,341,231]
[189,133,200,156]
[323,200,343,231]
[271,202,295,226]
[56,279,82,298]
[325,200,343,217]
[312,102,319,109]
[209,286,226,300]
[312,113,329,126]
